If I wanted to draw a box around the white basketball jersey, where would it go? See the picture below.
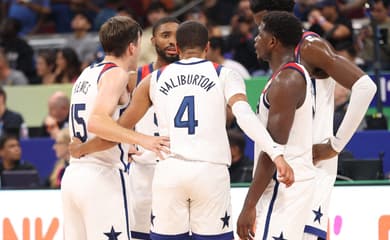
[257,62,316,180]
[133,64,159,165]
[149,57,246,166]
[69,62,130,170]
[295,31,336,144]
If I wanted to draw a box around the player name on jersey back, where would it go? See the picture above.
[159,74,216,95]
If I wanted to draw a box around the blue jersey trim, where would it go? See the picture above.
[262,93,270,109]
[150,231,190,240]
[119,170,131,240]
[304,225,327,239]
[97,63,117,83]
[156,69,162,82]
[131,231,151,240]
[215,65,222,77]
[174,59,208,65]
[263,173,279,240]
[311,78,317,118]
[192,231,234,240]
[136,67,143,85]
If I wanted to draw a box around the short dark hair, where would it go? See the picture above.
[0,135,18,149]
[146,1,167,15]
[176,21,208,51]
[99,16,142,57]
[374,0,389,8]
[152,16,180,36]
[0,87,6,102]
[250,0,295,13]
[262,11,302,48]
[228,129,246,153]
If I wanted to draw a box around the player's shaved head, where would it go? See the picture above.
[250,0,295,13]
[176,21,208,52]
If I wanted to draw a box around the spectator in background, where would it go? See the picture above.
[36,50,56,84]
[138,1,168,66]
[0,135,36,174]
[308,0,354,52]
[0,18,37,84]
[294,0,317,21]
[182,6,208,26]
[2,0,51,35]
[226,7,265,74]
[207,36,250,79]
[40,91,69,139]
[93,0,121,31]
[0,51,28,86]
[49,0,98,33]
[203,0,235,25]
[357,0,390,70]
[66,11,97,68]
[48,128,69,188]
[228,129,252,183]
[54,48,81,83]
[0,87,27,138]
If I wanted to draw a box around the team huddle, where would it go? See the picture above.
[61,0,376,240]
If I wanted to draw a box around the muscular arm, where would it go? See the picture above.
[244,70,305,207]
[302,38,376,155]
[237,70,305,239]
[71,72,139,156]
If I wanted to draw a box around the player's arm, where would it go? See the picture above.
[69,73,154,157]
[237,70,304,240]
[224,70,287,167]
[302,38,377,159]
[88,70,169,158]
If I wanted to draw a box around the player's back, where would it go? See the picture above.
[69,62,130,170]
[150,58,231,165]
[257,62,316,180]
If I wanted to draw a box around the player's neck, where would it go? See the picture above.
[154,58,169,69]
[102,56,131,71]
[179,49,206,60]
[269,49,295,73]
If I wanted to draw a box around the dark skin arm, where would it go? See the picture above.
[300,37,364,89]
[237,69,306,239]
[301,37,365,161]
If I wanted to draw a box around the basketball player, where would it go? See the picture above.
[237,1,377,239]
[68,17,180,240]
[61,16,169,240]
[130,16,180,240]
[237,12,316,239]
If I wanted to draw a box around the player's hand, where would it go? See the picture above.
[312,140,338,165]
[140,135,170,160]
[128,145,142,163]
[236,206,256,240]
[273,155,294,187]
[69,137,83,158]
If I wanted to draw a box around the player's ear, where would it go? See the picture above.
[151,35,156,46]
[205,41,210,53]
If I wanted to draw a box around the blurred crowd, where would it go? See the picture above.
[0,0,389,187]
[0,0,388,86]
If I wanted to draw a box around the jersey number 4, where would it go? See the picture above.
[174,96,198,135]
[71,103,87,142]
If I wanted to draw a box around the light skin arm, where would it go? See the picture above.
[87,70,169,159]
[69,71,139,157]
[237,70,306,240]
